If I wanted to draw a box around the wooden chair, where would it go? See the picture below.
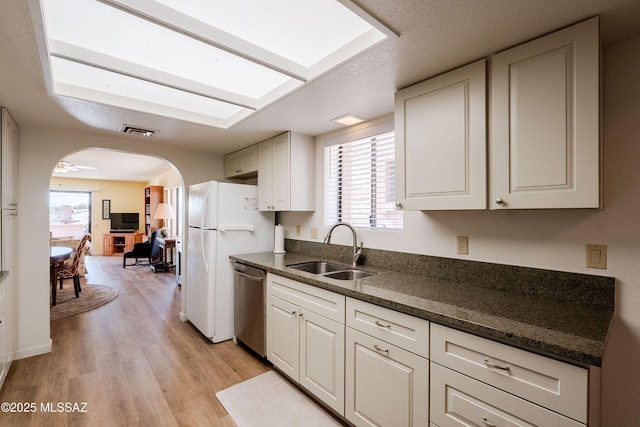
[56,233,91,298]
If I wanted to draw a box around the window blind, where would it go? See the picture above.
[325,130,403,230]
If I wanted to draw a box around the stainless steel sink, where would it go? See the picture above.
[287,261,377,280]
[322,270,376,280]
[287,261,347,274]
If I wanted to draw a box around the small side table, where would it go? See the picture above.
[156,236,176,271]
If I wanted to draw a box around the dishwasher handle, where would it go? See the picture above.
[233,269,264,282]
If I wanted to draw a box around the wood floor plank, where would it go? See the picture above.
[0,255,271,426]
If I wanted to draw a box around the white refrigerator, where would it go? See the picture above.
[186,180,274,342]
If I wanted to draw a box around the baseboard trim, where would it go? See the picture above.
[180,311,187,321]
[15,339,52,360]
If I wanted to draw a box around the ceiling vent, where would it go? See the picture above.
[120,125,158,137]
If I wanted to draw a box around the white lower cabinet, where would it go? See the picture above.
[299,308,345,412]
[346,327,429,427]
[266,274,345,415]
[430,363,582,427]
[430,323,592,426]
[0,299,7,386]
[267,294,300,379]
[266,277,598,427]
[345,297,430,427]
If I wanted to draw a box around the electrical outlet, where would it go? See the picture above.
[296,225,301,236]
[457,236,469,255]
[310,227,318,239]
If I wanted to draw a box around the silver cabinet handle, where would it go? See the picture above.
[495,198,504,205]
[482,416,496,427]
[484,359,510,371]
[375,320,391,329]
[373,344,389,354]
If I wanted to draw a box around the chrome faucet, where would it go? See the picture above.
[323,222,363,267]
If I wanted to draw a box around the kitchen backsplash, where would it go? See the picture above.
[284,239,615,309]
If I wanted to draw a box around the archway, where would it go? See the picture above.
[48,148,185,306]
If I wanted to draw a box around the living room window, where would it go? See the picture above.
[325,121,403,230]
[49,190,91,238]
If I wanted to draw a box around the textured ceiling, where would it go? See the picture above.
[3,0,640,180]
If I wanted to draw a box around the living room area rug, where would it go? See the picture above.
[50,283,118,321]
[216,370,343,427]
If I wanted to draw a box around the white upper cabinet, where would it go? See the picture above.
[224,144,258,178]
[395,59,487,210]
[395,18,600,211]
[1,108,18,209]
[257,131,315,212]
[489,17,601,209]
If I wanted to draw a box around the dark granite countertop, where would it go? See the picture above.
[230,249,614,367]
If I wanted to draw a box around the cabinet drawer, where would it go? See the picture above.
[431,323,588,423]
[346,297,429,357]
[267,273,345,323]
[431,363,583,427]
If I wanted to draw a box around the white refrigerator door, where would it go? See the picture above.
[188,180,218,229]
[186,225,217,339]
[212,183,274,343]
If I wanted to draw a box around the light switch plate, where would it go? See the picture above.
[310,227,318,239]
[586,244,607,269]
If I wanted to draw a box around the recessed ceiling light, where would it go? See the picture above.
[331,114,367,126]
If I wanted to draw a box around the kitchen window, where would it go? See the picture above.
[325,121,403,230]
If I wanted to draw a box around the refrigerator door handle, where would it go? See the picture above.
[218,224,254,232]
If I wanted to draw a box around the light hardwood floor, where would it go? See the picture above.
[0,255,271,426]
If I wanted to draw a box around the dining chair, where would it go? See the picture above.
[56,233,91,298]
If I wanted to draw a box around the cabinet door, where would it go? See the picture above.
[224,151,243,177]
[1,210,17,363]
[0,299,7,388]
[272,132,291,211]
[300,309,345,415]
[103,235,114,256]
[257,139,274,211]
[225,145,258,178]
[346,327,429,427]
[1,108,18,209]
[1,210,17,272]
[267,294,300,381]
[240,145,258,174]
[124,235,135,252]
[395,60,486,210]
[490,17,600,209]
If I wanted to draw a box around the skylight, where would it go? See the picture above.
[35,0,389,129]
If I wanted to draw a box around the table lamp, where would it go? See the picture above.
[154,203,175,237]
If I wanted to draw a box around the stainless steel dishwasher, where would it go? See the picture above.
[233,262,266,357]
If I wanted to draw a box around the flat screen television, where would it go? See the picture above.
[110,212,139,233]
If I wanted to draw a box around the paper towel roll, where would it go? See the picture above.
[274,224,285,254]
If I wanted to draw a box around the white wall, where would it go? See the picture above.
[279,36,640,424]
[17,126,224,359]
